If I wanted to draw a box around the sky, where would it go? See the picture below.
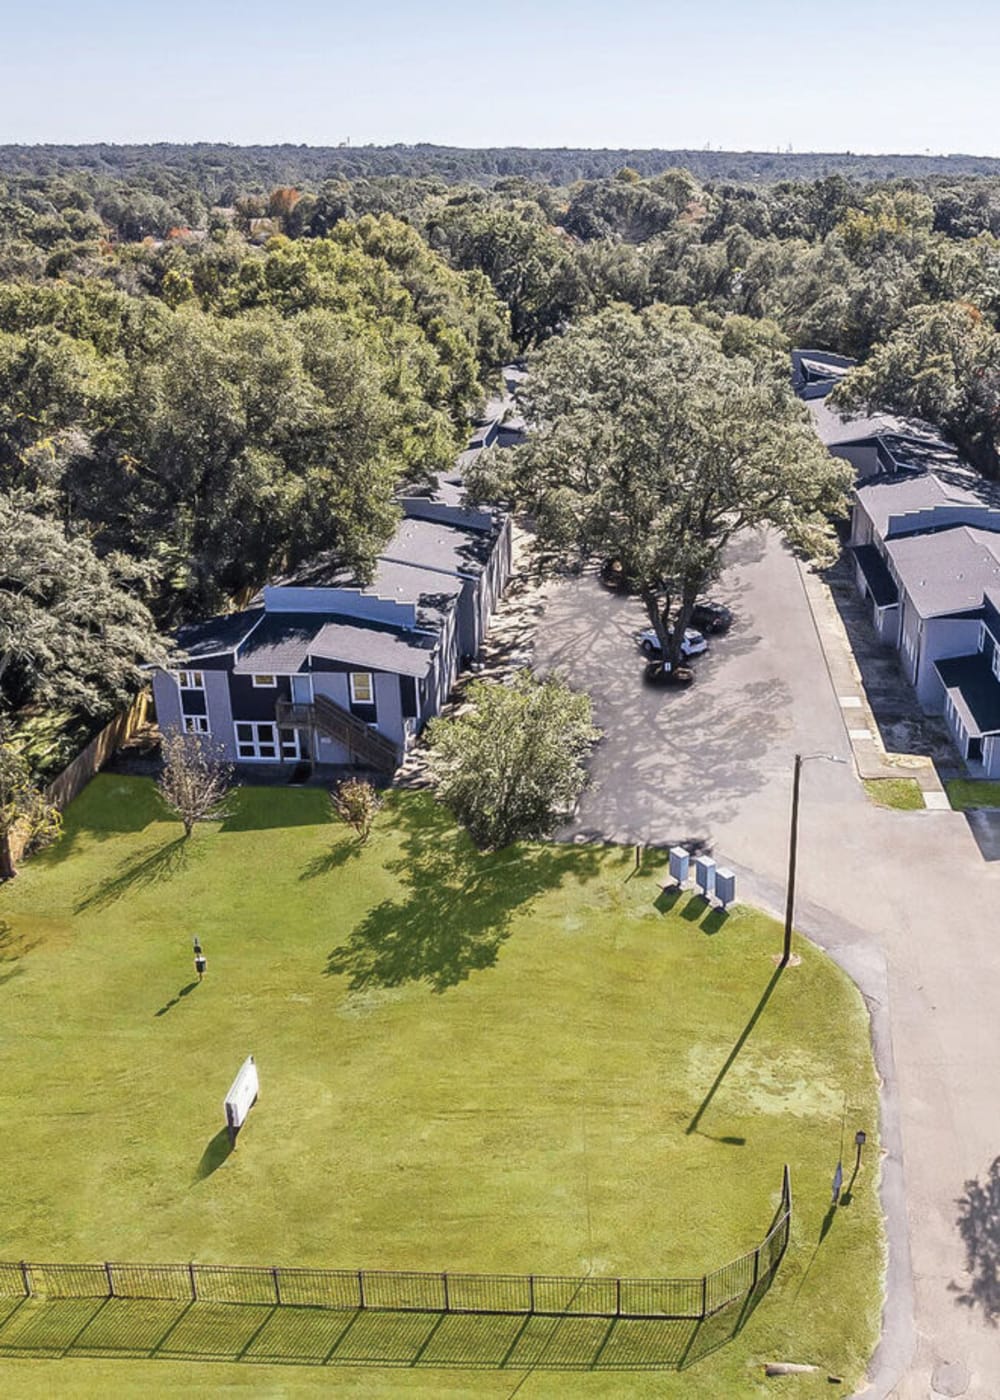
[1,0,999,155]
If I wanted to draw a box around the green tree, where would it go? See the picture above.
[468,306,850,669]
[427,672,598,849]
[0,734,60,879]
[833,301,1000,477]
[0,491,162,719]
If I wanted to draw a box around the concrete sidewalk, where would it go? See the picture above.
[796,559,950,807]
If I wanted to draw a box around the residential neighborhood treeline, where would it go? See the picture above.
[6,151,1000,783]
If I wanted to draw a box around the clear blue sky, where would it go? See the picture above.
[2,0,998,154]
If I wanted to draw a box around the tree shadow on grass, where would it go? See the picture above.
[299,840,363,881]
[0,919,43,990]
[326,800,604,993]
[74,837,195,914]
[31,776,164,867]
[951,1155,1000,1323]
[194,1129,234,1182]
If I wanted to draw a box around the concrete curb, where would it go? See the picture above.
[727,862,917,1400]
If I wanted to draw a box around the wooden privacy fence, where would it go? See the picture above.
[9,691,151,868]
[0,1169,791,1323]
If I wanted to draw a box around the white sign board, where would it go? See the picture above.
[224,1055,259,1132]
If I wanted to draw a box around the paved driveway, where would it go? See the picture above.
[533,528,1000,1399]
[534,528,861,867]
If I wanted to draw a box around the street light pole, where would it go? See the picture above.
[781,751,846,969]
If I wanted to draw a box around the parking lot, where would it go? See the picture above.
[531,527,862,871]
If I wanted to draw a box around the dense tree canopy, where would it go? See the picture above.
[468,306,852,667]
[8,149,1000,772]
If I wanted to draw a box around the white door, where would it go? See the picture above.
[291,675,313,704]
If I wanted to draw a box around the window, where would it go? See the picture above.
[235,721,278,760]
[279,727,301,760]
[349,673,373,704]
[234,722,301,760]
[252,673,277,688]
[183,715,210,735]
[176,670,204,690]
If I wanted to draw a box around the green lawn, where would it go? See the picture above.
[945,778,1000,810]
[862,778,925,810]
[0,776,883,1397]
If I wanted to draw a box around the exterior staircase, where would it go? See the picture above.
[276,693,399,773]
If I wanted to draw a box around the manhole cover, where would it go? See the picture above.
[931,1359,970,1397]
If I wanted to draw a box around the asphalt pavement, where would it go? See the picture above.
[532,528,1000,1399]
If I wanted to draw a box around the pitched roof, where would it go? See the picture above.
[310,618,436,678]
[230,610,438,679]
[232,613,317,674]
[854,470,986,538]
[173,608,263,660]
[886,526,1000,619]
[806,397,930,449]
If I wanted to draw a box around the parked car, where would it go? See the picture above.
[643,660,694,686]
[636,626,708,659]
[599,557,633,591]
[690,601,733,634]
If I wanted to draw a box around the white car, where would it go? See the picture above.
[637,626,708,659]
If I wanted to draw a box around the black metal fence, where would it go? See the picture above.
[0,1166,790,1323]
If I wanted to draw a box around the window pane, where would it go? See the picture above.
[236,723,253,741]
[350,673,373,702]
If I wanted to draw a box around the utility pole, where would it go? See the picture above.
[781,753,802,968]
[782,751,845,968]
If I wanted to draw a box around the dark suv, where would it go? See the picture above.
[690,602,733,634]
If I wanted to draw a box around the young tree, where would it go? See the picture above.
[427,672,598,849]
[157,732,233,838]
[331,777,382,844]
[467,305,851,670]
[0,736,61,880]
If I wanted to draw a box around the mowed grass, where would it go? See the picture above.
[0,776,883,1397]
[862,777,925,810]
[946,778,1000,810]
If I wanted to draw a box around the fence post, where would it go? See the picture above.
[441,1272,450,1312]
[272,1266,281,1305]
[188,1262,197,1302]
[357,1269,366,1310]
[104,1262,115,1298]
[615,1276,621,1317]
[528,1274,535,1314]
[751,1246,760,1290]
[700,1273,708,1319]
[19,1261,31,1298]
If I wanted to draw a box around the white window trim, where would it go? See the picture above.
[349,672,375,705]
[175,669,205,690]
[251,674,278,688]
[234,721,302,761]
[183,715,210,735]
[235,721,279,761]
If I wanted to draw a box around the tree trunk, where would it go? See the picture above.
[641,589,673,662]
[0,828,17,881]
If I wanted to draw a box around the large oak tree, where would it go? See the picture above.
[467,305,851,669]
